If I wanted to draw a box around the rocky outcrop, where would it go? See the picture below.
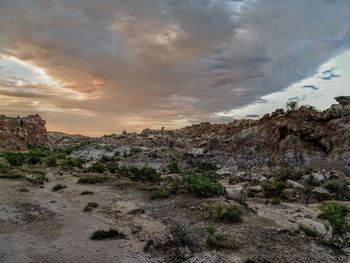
[0,114,50,151]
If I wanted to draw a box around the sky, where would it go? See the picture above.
[0,0,349,136]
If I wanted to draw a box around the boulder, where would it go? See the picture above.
[225,184,247,204]
[310,187,331,202]
[286,180,304,189]
[187,148,204,157]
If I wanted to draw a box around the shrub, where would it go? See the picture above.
[287,100,298,110]
[298,224,322,238]
[194,161,218,172]
[18,188,29,192]
[52,184,67,192]
[78,174,110,184]
[261,180,285,198]
[90,229,126,240]
[323,179,350,200]
[206,225,239,250]
[62,157,84,169]
[119,166,161,182]
[210,203,243,223]
[273,167,297,181]
[169,179,182,194]
[319,201,350,247]
[168,159,181,173]
[130,147,143,155]
[46,156,58,167]
[3,152,26,166]
[27,155,42,165]
[89,161,106,173]
[84,202,98,212]
[184,173,224,197]
[80,190,94,195]
[150,188,171,200]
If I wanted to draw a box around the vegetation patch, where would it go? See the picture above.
[78,174,110,184]
[298,224,322,238]
[80,190,94,195]
[183,172,224,197]
[150,188,171,200]
[208,203,243,223]
[261,180,286,198]
[319,201,350,247]
[322,178,350,200]
[90,229,126,240]
[206,225,239,250]
[52,184,67,192]
[119,166,161,182]
[84,202,98,212]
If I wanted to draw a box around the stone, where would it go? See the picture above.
[184,252,219,263]
[301,173,326,185]
[286,180,304,189]
[248,185,263,193]
[225,184,247,204]
[335,96,350,110]
[310,187,331,202]
[187,148,204,157]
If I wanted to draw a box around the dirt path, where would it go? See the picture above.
[0,174,156,263]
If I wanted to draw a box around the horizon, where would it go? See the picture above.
[1,1,350,136]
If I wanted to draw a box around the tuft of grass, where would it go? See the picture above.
[206,225,239,250]
[52,184,67,192]
[83,202,98,212]
[168,159,181,173]
[90,229,126,240]
[261,180,285,198]
[273,167,298,182]
[210,203,243,224]
[78,174,110,184]
[80,190,94,195]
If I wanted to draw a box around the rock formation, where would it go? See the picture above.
[0,114,50,151]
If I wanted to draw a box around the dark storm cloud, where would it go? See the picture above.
[0,0,349,134]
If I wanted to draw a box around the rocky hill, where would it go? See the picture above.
[0,114,50,151]
[51,96,350,175]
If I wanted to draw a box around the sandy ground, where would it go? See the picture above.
[0,173,156,263]
[0,171,349,263]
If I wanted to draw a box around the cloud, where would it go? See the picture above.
[0,0,349,135]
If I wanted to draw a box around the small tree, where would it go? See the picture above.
[286,100,299,111]
[320,201,350,248]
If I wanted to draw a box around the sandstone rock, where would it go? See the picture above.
[225,184,247,204]
[0,114,50,151]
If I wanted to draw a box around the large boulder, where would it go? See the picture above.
[225,184,247,204]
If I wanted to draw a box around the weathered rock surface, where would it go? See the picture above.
[0,114,49,151]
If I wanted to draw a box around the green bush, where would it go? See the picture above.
[78,174,110,184]
[261,180,286,198]
[46,156,58,167]
[89,161,106,173]
[52,184,67,192]
[119,166,161,182]
[184,173,224,197]
[210,203,243,223]
[194,161,218,172]
[273,167,297,181]
[62,157,84,169]
[319,201,350,247]
[150,188,171,200]
[90,229,126,240]
[323,179,350,200]
[27,156,42,165]
[3,152,26,166]
[168,159,181,173]
[206,225,239,250]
